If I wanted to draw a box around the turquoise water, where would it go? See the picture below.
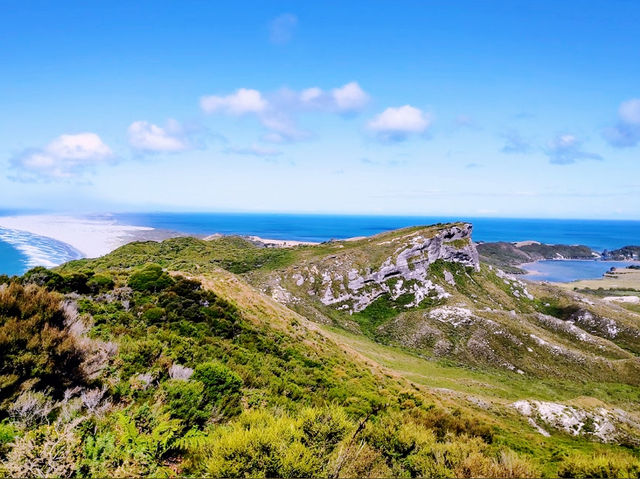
[1,213,639,277]
[0,238,27,276]
[522,260,636,283]
[0,227,82,276]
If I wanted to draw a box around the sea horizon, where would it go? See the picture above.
[1,211,640,277]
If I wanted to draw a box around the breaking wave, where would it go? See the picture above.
[0,227,83,271]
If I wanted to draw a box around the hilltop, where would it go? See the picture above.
[1,222,640,477]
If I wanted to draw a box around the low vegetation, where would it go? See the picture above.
[1,225,639,477]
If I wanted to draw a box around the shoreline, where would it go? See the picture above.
[0,215,161,259]
[0,214,324,272]
[1,214,639,276]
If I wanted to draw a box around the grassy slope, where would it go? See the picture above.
[46,225,640,474]
[197,268,640,474]
[205,267,640,411]
[254,229,640,387]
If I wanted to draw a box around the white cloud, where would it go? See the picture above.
[605,98,640,147]
[46,133,111,160]
[269,13,298,44]
[368,105,432,140]
[9,133,112,181]
[128,119,189,153]
[201,82,370,142]
[200,88,268,115]
[297,82,369,113]
[545,134,602,165]
[331,82,370,113]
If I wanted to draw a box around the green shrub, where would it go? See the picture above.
[22,266,65,290]
[142,307,166,323]
[0,283,87,400]
[299,406,351,452]
[118,338,164,378]
[0,421,17,457]
[557,451,640,478]
[162,379,210,428]
[128,264,174,292]
[202,410,330,478]
[86,274,114,293]
[79,405,181,477]
[192,362,243,415]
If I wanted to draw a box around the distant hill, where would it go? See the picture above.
[603,245,640,261]
[477,241,597,273]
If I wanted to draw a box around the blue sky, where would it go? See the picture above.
[1,1,639,218]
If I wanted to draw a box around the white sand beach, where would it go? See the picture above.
[245,235,319,247]
[0,215,154,258]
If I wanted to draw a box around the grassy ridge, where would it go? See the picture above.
[1,226,638,476]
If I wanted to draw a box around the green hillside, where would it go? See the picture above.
[1,223,640,477]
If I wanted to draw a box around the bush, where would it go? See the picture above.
[192,362,243,415]
[202,410,327,478]
[0,283,87,400]
[22,266,65,289]
[0,422,17,457]
[557,451,640,478]
[86,274,114,294]
[162,379,210,428]
[3,419,83,478]
[78,405,181,477]
[128,264,174,293]
[141,307,166,323]
[299,406,351,452]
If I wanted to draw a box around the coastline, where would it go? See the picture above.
[0,215,159,259]
[0,214,320,273]
[243,235,319,247]
[1,213,639,279]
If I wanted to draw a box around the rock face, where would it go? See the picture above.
[512,400,640,445]
[280,223,479,313]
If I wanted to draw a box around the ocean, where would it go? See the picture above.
[1,213,639,277]
[114,214,640,251]
[0,227,83,276]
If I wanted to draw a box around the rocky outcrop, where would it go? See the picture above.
[281,223,479,313]
[513,400,640,444]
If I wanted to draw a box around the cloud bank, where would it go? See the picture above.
[9,133,113,181]
[200,82,370,143]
